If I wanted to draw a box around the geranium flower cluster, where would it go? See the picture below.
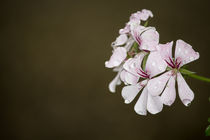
[105,9,200,115]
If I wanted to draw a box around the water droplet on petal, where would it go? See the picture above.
[183,99,191,106]
[124,100,130,104]
[111,42,116,46]
[185,50,188,54]
[152,62,156,66]
[131,63,135,68]
[159,66,163,71]
[189,56,194,61]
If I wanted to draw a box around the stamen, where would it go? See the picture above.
[165,60,175,68]
[137,69,150,79]
[169,57,175,68]
[134,32,141,45]
[176,61,182,69]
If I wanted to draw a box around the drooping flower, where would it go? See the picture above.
[147,40,200,106]
[121,50,167,115]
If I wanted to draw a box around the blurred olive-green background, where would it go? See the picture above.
[1,0,210,140]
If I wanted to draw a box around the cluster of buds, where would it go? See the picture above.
[105,9,199,115]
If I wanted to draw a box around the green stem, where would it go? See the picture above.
[186,74,210,83]
[179,68,210,83]
[142,53,149,71]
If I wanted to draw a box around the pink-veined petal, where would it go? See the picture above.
[120,70,139,85]
[108,72,121,93]
[123,53,145,76]
[111,34,128,47]
[175,39,199,67]
[131,25,147,46]
[134,87,148,115]
[147,71,172,96]
[161,76,176,106]
[140,28,159,51]
[122,80,147,104]
[147,93,163,114]
[177,72,194,106]
[158,41,173,63]
[145,51,167,78]
[105,47,127,68]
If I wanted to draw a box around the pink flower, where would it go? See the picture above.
[147,40,200,106]
[121,51,167,115]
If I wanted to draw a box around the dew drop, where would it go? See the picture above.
[183,99,191,106]
[159,66,163,71]
[111,42,116,46]
[185,50,188,54]
[124,99,130,104]
[189,56,194,61]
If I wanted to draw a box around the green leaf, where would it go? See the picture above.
[206,125,210,136]
[179,68,195,75]
[208,118,210,123]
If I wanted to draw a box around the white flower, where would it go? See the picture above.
[147,40,200,106]
[121,51,167,115]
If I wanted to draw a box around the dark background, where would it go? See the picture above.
[1,0,210,140]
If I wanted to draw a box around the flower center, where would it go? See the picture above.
[165,57,181,69]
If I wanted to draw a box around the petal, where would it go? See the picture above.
[145,51,167,78]
[120,70,139,85]
[157,41,173,63]
[139,9,153,21]
[131,25,147,46]
[120,70,127,84]
[128,19,141,31]
[161,76,176,106]
[147,71,172,96]
[123,53,145,76]
[119,24,130,34]
[134,87,148,115]
[147,93,163,114]
[108,72,121,93]
[105,47,127,68]
[121,80,147,104]
[177,72,194,106]
[111,34,128,47]
[140,28,159,51]
[175,39,200,67]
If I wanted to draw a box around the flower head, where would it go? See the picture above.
[147,40,199,106]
